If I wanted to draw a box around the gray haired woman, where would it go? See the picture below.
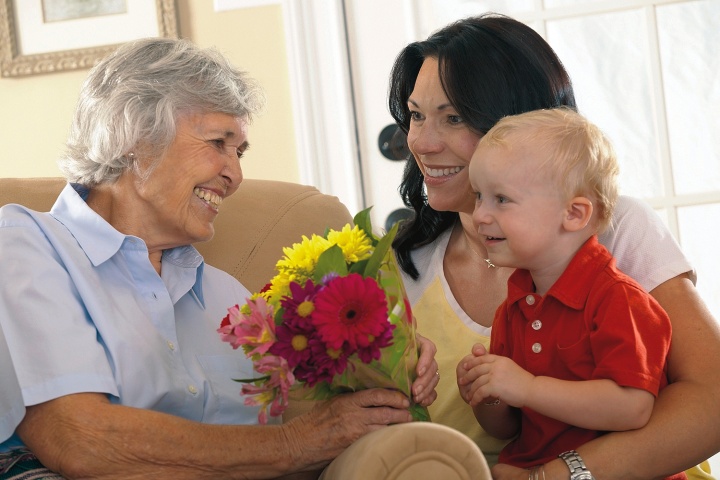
[0,37,438,478]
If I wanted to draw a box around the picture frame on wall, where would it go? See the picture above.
[0,0,178,77]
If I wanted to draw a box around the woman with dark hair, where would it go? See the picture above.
[389,13,720,479]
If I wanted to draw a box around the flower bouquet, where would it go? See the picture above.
[217,208,430,424]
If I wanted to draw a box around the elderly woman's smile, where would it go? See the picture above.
[193,187,223,209]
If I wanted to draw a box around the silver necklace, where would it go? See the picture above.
[462,230,496,268]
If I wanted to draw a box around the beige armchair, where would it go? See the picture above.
[0,177,490,480]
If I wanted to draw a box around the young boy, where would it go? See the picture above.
[456,108,685,479]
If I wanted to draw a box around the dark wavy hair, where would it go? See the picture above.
[389,13,577,279]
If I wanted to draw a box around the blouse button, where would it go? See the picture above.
[188,385,198,395]
[531,320,542,330]
[526,295,535,305]
[532,342,542,353]
[167,340,175,351]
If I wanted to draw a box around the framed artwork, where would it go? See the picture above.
[0,0,178,77]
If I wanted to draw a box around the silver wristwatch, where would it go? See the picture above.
[559,450,595,480]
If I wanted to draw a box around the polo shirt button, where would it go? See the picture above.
[526,295,535,305]
[167,340,175,351]
[532,342,542,353]
[188,385,198,395]
[532,320,542,330]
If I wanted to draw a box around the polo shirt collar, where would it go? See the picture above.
[507,236,610,311]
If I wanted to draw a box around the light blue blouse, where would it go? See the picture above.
[0,325,24,444]
[0,184,261,452]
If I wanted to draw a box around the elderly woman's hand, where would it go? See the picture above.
[411,333,439,407]
[281,389,413,472]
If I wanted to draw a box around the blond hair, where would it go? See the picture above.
[479,107,618,232]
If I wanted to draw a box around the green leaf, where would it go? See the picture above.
[233,375,270,384]
[348,258,369,275]
[363,221,399,279]
[313,244,348,282]
[274,306,285,326]
[410,404,431,422]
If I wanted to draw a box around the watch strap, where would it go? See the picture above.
[558,450,595,480]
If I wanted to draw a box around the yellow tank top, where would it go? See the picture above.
[414,277,508,466]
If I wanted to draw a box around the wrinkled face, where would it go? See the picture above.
[126,111,249,249]
[470,139,567,270]
[406,57,481,214]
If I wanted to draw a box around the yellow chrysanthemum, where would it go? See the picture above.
[326,225,373,263]
[264,272,293,306]
[276,234,333,276]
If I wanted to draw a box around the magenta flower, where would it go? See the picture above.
[312,273,389,350]
[294,338,351,386]
[217,297,276,357]
[280,280,323,327]
[269,320,316,368]
[355,324,395,363]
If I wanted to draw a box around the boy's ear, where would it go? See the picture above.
[563,197,593,232]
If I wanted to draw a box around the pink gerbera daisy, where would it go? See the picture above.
[311,273,388,350]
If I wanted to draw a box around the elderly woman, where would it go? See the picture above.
[0,38,438,479]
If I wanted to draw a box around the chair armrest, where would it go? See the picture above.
[320,422,491,480]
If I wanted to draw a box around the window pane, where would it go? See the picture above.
[547,9,664,198]
[423,0,534,35]
[657,0,720,195]
[677,203,720,321]
[544,0,598,7]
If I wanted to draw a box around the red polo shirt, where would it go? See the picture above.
[491,236,674,469]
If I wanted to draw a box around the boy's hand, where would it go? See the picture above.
[458,344,535,408]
